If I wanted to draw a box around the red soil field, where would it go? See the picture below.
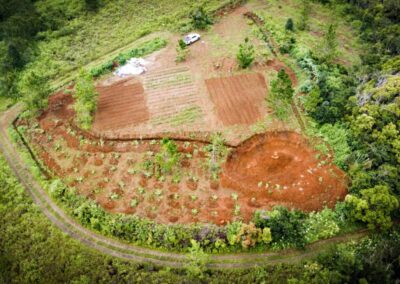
[205,73,268,126]
[92,77,149,131]
[221,131,348,212]
[21,99,347,226]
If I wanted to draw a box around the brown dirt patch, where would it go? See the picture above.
[220,131,347,212]
[205,73,268,126]
[92,76,149,131]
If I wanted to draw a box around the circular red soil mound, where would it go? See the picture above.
[220,131,347,212]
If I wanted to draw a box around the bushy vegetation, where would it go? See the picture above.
[267,69,294,121]
[73,69,98,130]
[155,138,180,176]
[254,207,307,249]
[175,39,190,62]
[189,6,213,30]
[19,71,51,115]
[236,37,255,68]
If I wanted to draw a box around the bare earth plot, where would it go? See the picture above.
[92,77,149,131]
[206,73,268,126]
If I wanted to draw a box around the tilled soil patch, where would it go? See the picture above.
[205,73,268,126]
[92,77,149,131]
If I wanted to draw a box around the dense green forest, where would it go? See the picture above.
[1,0,400,282]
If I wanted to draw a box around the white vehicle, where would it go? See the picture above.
[183,33,201,45]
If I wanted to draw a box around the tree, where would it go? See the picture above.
[285,18,294,31]
[345,185,399,230]
[19,71,51,115]
[270,69,294,102]
[322,24,339,63]
[237,37,255,69]
[73,69,98,130]
[298,0,310,31]
[189,6,212,30]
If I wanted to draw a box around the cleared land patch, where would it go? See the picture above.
[92,77,149,131]
[19,101,347,225]
[221,131,348,212]
[206,73,268,126]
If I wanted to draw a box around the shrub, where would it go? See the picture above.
[285,18,294,31]
[270,69,294,102]
[73,69,98,130]
[185,239,209,279]
[322,24,339,63]
[266,70,293,122]
[189,6,212,30]
[254,206,307,249]
[279,36,296,54]
[236,222,271,249]
[304,208,340,243]
[345,185,399,230]
[175,39,190,62]
[19,70,50,115]
[237,37,255,68]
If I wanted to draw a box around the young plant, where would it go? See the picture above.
[155,138,180,176]
[207,133,227,180]
[130,198,139,208]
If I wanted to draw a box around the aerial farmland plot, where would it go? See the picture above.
[1,0,398,282]
[20,4,348,227]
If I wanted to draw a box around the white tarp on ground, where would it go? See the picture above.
[114,58,148,77]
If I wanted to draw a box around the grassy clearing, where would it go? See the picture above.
[248,0,363,65]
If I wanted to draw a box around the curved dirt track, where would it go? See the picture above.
[0,104,368,269]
